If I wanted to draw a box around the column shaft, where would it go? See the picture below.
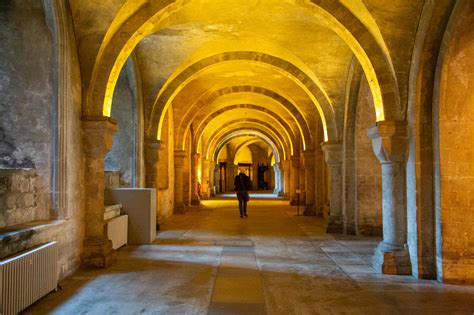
[322,142,344,233]
[81,117,117,268]
[369,121,411,275]
[174,150,186,213]
[303,151,316,215]
[289,156,299,205]
[190,153,200,205]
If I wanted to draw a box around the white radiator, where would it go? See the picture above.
[0,242,58,315]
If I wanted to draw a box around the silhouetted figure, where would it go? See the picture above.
[234,171,251,218]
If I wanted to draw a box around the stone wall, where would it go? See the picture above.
[0,1,86,280]
[0,0,54,216]
[436,0,474,284]
[0,169,37,228]
[355,78,382,236]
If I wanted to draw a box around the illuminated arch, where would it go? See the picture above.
[175,86,313,149]
[212,130,282,164]
[85,0,399,131]
[205,122,289,161]
[199,118,294,157]
[191,106,298,154]
[147,52,335,142]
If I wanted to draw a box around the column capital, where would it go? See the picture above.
[202,158,210,166]
[174,150,186,167]
[321,141,342,165]
[144,138,161,151]
[368,120,407,164]
[82,116,117,158]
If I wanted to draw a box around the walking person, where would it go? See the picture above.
[234,170,251,218]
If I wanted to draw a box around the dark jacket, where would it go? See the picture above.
[234,173,251,191]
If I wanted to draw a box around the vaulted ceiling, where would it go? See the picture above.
[70,0,424,161]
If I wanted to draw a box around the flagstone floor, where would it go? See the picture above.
[25,195,474,314]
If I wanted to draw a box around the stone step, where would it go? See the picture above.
[104,204,122,221]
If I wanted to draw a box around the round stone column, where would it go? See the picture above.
[322,142,344,233]
[190,153,200,205]
[209,160,216,197]
[282,160,290,199]
[278,162,285,197]
[174,150,186,214]
[289,155,300,205]
[144,139,161,188]
[81,117,117,268]
[227,164,237,191]
[303,150,316,215]
[368,121,411,275]
[273,163,281,195]
[201,158,210,199]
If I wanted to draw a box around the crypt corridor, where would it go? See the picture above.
[0,0,474,314]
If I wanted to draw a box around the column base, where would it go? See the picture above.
[174,203,186,214]
[81,237,115,269]
[190,198,200,205]
[326,215,344,234]
[303,204,317,216]
[372,242,412,275]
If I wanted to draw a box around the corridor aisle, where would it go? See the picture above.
[26,198,474,314]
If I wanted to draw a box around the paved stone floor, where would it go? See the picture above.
[26,195,474,314]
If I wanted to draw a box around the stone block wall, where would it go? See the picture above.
[0,169,38,228]
[436,1,474,283]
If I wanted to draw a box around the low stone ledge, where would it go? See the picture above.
[0,220,64,259]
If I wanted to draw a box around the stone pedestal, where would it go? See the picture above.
[174,150,186,214]
[303,150,316,216]
[81,117,117,268]
[322,142,343,234]
[190,153,201,205]
[368,121,411,275]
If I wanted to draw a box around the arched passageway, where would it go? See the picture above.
[1,1,474,314]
